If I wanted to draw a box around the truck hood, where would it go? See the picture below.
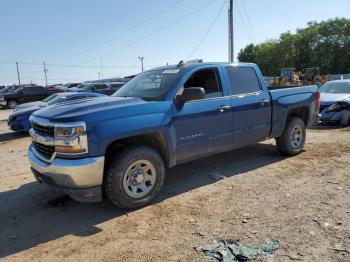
[14,101,44,111]
[32,96,153,122]
[0,91,17,97]
[11,106,39,117]
[320,93,350,104]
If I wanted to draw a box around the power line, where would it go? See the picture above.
[236,1,262,65]
[186,0,226,60]
[0,61,141,68]
[236,1,253,43]
[0,76,84,81]
[74,0,184,59]
[98,0,220,58]
[240,0,257,43]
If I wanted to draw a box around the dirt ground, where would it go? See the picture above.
[0,109,349,262]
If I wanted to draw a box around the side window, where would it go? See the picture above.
[95,84,107,90]
[225,67,261,95]
[32,86,44,94]
[183,68,223,99]
[22,87,32,95]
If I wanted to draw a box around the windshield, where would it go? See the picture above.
[112,70,180,100]
[47,95,68,105]
[1,86,17,93]
[76,83,91,89]
[42,93,59,102]
[319,82,350,94]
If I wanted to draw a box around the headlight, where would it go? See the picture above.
[326,103,348,112]
[13,107,22,112]
[13,114,26,121]
[54,122,88,154]
[54,125,85,137]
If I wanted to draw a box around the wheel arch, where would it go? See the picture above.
[105,132,171,169]
[287,107,310,125]
[7,98,18,107]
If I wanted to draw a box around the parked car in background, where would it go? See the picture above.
[58,83,81,91]
[8,92,107,132]
[44,84,64,94]
[0,85,19,94]
[0,85,6,91]
[0,85,49,109]
[71,82,125,95]
[27,61,319,208]
[319,80,350,125]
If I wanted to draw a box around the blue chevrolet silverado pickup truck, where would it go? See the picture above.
[28,61,319,208]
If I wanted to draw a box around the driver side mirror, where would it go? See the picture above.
[175,87,205,104]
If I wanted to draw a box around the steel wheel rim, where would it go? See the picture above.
[122,159,157,199]
[9,102,17,109]
[290,125,303,149]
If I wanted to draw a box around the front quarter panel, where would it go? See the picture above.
[87,101,174,157]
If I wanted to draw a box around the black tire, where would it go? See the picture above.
[104,145,165,209]
[276,117,306,156]
[7,100,18,109]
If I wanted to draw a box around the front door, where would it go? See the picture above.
[172,67,233,162]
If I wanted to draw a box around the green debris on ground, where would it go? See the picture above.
[195,239,280,261]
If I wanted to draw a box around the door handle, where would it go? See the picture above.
[260,99,270,105]
[217,105,231,112]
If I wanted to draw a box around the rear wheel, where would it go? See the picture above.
[104,145,165,209]
[7,100,18,109]
[276,117,306,156]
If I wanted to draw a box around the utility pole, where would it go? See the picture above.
[16,62,21,85]
[43,62,48,85]
[228,0,234,62]
[138,56,144,72]
[100,56,104,80]
[98,72,101,80]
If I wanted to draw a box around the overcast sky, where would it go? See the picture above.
[0,0,349,85]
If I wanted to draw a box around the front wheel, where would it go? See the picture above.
[276,117,306,156]
[104,145,165,209]
[7,100,18,109]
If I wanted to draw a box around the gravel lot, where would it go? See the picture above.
[0,109,349,261]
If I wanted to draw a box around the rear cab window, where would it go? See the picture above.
[225,67,261,95]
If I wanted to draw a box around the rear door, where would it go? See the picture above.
[32,86,46,101]
[172,67,233,162]
[224,66,271,147]
[21,87,34,103]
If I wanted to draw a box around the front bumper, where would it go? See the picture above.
[8,119,30,132]
[320,110,350,125]
[28,145,105,202]
[0,101,6,106]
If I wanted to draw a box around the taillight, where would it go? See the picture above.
[316,91,320,109]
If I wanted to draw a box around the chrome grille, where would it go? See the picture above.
[33,142,55,160]
[32,122,54,136]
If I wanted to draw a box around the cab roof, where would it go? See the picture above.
[151,61,257,72]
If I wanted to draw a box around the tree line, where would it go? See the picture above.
[238,18,350,76]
